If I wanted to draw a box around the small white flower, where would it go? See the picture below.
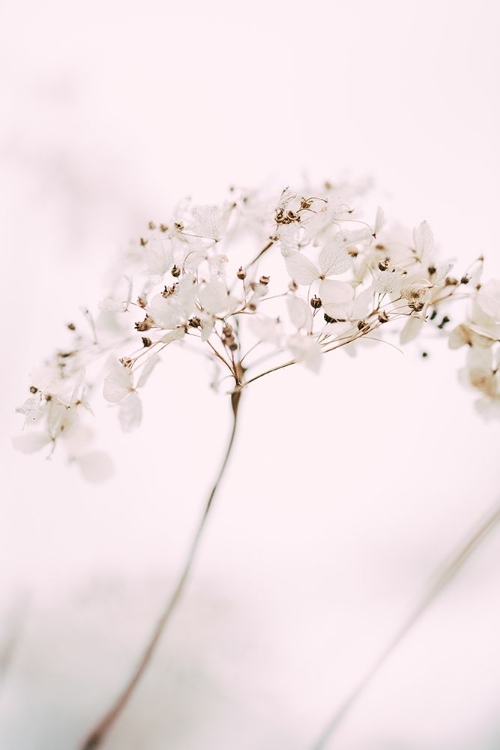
[320,279,355,320]
[477,279,500,321]
[400,314,425,345]
[16,180,500,474]
[74,451,114,482]
[373,270,404,295]
[150,277,197,329]
[412,220,434,261]
[247,315,282,345]
[460,347,500,398]
[288,332,322,373]
[143,238,174,280]
[118,392,142,432]
[12,432,52,454]
[449,322,498,350]
[197,280,239,341]
[373,207,386,236]
[103,358,135,404]
[284,240,352,286]
[190,204,230,242]
[287,296,313,332]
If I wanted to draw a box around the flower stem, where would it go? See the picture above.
[79,391,243,750]
[311,498,500,749]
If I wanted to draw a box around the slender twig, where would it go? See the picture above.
[311,498,500,750]
[242,358,296,388]
[244,239,274,271]
[79,391,243,750]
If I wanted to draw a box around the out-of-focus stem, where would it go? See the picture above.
[311,498,500,750]
[79,391,242,750]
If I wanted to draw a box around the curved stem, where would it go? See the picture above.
[80,391,242,750]
[311,498,500,749]
[244,239,274,271]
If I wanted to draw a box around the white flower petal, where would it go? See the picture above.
[319,241,353,277]
[373,271,403,295]
[278,224,301,253]
[413,220,434,259]
[400,315,424,344]
[182,249,207,273]
[373,207,386,234]
[144,239,173,279]
[286,296,312,331]
[288,332,322,373]
[320,279,354,320]
[285,252,319,286]
[159,328,186,346]
[198,281,230,314]
[150,294,177,328]
[13,432,52,454]
[448,324,470,349]
[190,205,229,241]
[477,279,500,321]
[47,402,79,439]
[103,359,134,403]
[75,451,114,482]
[247,315,282,344]
[449,323,496,350]
[475,396,500,421]
[352,288,373,320]
[119,392,142,432]
[99,298,125,312]
[136,355,160,388]
[16,396,44,423]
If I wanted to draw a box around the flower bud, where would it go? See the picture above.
[135,316,153,332]
[324,313,337,324]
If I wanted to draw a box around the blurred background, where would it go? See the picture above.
[1,1,500,748]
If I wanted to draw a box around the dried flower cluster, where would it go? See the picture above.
[15,181,500,479]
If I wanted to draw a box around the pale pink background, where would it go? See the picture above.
[1,1,500,748]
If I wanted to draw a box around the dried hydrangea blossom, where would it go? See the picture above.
[13,179,500,748]
[15,181,500,476]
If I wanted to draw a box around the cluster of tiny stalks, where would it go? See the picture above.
[15,181,500,474]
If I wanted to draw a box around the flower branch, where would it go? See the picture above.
[14,179,500,746]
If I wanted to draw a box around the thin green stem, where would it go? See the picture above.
[79,392,242,750]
